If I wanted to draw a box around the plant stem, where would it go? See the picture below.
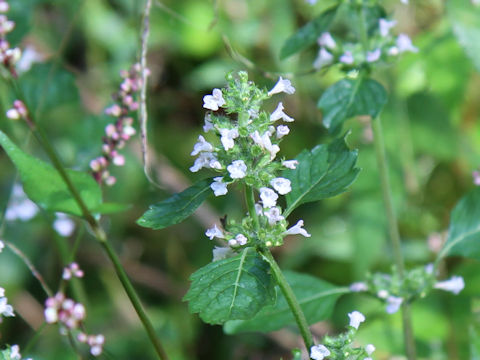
[244,186,313,352]
[371,116,416,360]
[260,248,314,351]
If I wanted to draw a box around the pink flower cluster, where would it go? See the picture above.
[90,63,147,186]
[44,292,86,329]
[0,0,21,77]
[62,262,84,280]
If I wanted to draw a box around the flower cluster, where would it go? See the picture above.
[190,72,310,253]
[349,264,465,314]
[1,344,33,360]
[0,286,15,322]
[89,63,146,186]
[53,213,75,237]
[6,100,28,122]
[313,17,417,71]
[0,0,21,77]
[4,183,38,222]
[310,311,375,360]
[62,262,84,280]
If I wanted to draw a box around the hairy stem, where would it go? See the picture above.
[372,116,416,360]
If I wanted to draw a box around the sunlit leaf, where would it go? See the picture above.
[280,6,338,60]
[0,131,102,217]
[283,136,360,216]
[184,247,276,324]
[317,77,387,134]
[137,178,212,230]
[224,271,346,334]
[438,188,480,260]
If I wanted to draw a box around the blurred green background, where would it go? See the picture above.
[1,0,480,359]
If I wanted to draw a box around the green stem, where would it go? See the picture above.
[372,116,416,360]
[260,248,314,351]
[245,185,260,230]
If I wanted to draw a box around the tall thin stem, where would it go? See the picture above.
[372,116,416,360]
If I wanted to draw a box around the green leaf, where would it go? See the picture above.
[0,131,102,217]
[447,0,480,72]
[438,188,480,260]
[184,247,276,324]
[92,202,131,214]
[280,6,338,60]
[283,136,360,216]
[137,178,212,230]
[317,78,388,134]
[224,271,346,334]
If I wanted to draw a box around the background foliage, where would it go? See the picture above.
[1,0,480,359]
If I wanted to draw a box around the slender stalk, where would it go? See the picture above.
[260,248,314,350]
[244,186,313,352]
[371,116,416,360]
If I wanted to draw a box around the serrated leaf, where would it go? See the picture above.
[317,78,388,134]
[280,6,338,60]
[438,188,480,260]
[137,178,212,230]
[184,247,276,324]
[447,0,480,72]
[224,271,347,334]
[283,136,360,216]
[0,131,102,217]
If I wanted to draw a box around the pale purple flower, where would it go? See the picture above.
[260,187,278,208]
[379,18,397,37]
[203,114,214,132]
[313,48,334,69]
[205,224,225,240]
[268,76,295,96]
[282,160,298,169]
[250,131,280,160]
[191,135,214,156]
[270,102,294,122]
[276,125,290,139]
[349,282,368,292]
[211,177,228,196]
[310,344,330,360]
[0,239,4,253]
[386,295,403,314]
[235,234,248,246]
[263,207,284,225]
[317,32,336,49]
[473,170,480,185]
[203,88,225,111]
[339,51,354,64]
[284,220,311,237]
[0,1,9,13]
[348,310,365,329]
[190,152,222,172]
[366,48,381,63]
[306,0,318,4]
[434,276,465,295]
[0,296,14,318]
[10,345,21,360]
[401,0,408,3]
[270,177,291,195]
[5,184,39,221]
[53,213,75,237]
[366,344,376,355]
[219,128,239,150]
[396,34,418,53]
[227,160,247,179]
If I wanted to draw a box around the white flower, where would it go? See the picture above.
[250,131,280,160]
[434,276,465,295]
[401,0,408,3]
[212,246,234,262]
[268,76,295,96]
[270,102,294,122]
[53,213,75,237]
[219,128,239,151]
[10,345,21,360]
[211,177,228,196]
[386,295,403,314]
[203,114,214,132]
[424,263,435,275]
[366,48,381,63]
[0,239,4,253]
[310,344,330,360]
[340,51,354,64]
[282,160,298,169]
[44,306,58,323]
[306,0,318,4]
[263,207,284,225]
[5,184,39,221]
[203,88,225,111]
[227,160,247,179]
[317,32,336,49]
[377,289,389,299]
[190,152,221,172]
[191,135,214,156]
[388,46,399,56]
[348,310,365,329]
[235,234,248,246]
[0,297,14,318]
[276,125,290,139]
[284,220,311,237]
[396,34,418,53]
[379,18,397,37]
[270,177,291,195]
[0,288,4,297]
[313,48,334,69]
[255,203,263,215]
[260,187,278,208]
[365,344,376,355]
[205,224,225,240]
[349,282,368,292]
